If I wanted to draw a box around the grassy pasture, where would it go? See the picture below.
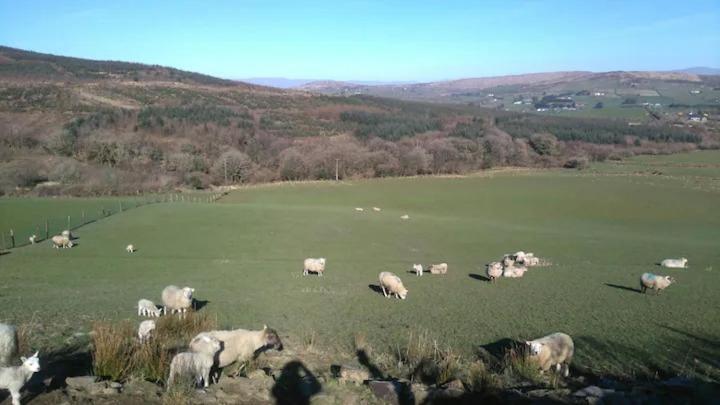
[0,152,719,379]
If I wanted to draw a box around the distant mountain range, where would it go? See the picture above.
[675,67,720,75]
[241,77,417,89]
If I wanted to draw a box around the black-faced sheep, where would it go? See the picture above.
[526,332,574,376]
[190,325,284,370]
[379,272,408,299]
[0,351,40,405]
[640,273,675,294]
[167,335,221,389]
[303,258,326,276]
[161,285,194,315]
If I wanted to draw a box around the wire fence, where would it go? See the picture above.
[0,192,227,251]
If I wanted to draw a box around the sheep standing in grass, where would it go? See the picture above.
[0,351,40,405]
[0,324,18,367]
[503,265,527,278]
[355,207,364,212]
[138,320,156,343]
[526,333,574,376]
[502,255,515,268]
[640,273,675,294]
[379,272,408,299]
[412,264,423,277]
[429,263,448,275]
[400,214,409,220]
[373,207,381,212]
[661,258,688,269]
[486,262,503,282]
[190,325,284,370]
[513,251,527,263]
[138,299,162,317]
[51,235,73,249]
[28,235,37,245]
[303,258,326,276]
[161,285,195,315]
[524,256,540,267]
[167,335,221,389]
[126,244,136,253]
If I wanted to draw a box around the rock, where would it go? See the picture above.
[662,376,694,390]
[369,380,410,405]
[110,381,123,389]
[124,378,162,397]
[574,385,613,398]
[338,365,370,385]
[444,379,464,391]
[65,375,97,390]
[410,383,429,404]
[247,369,267,380]
[527,389,555,398]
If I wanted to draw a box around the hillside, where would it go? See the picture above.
[0,46,715,196]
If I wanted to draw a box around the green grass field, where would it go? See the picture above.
[1,152,719,379]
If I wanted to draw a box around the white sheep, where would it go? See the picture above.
[138,320,156,343]
[190,325,284,370]
[400,214,409,220]
[379,272,408,300]
[161,285,194,315]
[526,333,574,376]
[372,207,381,212]
[167,335,221,389]
[525,256,540,266]
[355,207,364,212]
[303,258,326,276]
[0,324,18,367]
[486,262,503,282]
[412,264,423,277]
[640,273,675,294]
[126,244,136,253]
[51,235,73,249]
[503,265,527,278]
[660,258,688,269]
[61,230,73,239]
[0,351,40,405]
[138,299,162,317]
[513,251,527,263]
[28,235,37,245]
[429,263,448,274]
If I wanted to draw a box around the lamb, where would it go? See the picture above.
[190,325,284,370]
[61,230,73,239]
[372,207,381,212]
[126,244,136,253]
[161,285,195,315]
[51,235,73,249]
[138,320,156,343]
[28,235,37,245]
[400,214,409,220]
[138,299,162,317]
[640,273,675,294]
[525,333,574,376]
[0,324,18,367]
[503,265,527,278]
[486,262,503,282]
[379,272,408,299]
[660,258,688,269]
[412,264,423,277]
[355,207,364,212]
[303,258,326,276]
[167,335,221,389]
[0,351,40,405]
[428,263,448,274]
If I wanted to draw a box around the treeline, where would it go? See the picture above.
[340,110,442,140]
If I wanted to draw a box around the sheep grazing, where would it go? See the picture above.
[429,263,448,275]
[524,256,540,267]
[400,214,409,220]
[167,335,221,389]
[412,264,423,277]
[0,324,18,367]
[138,299,162,317]
[191,325,284,370]
[28,235,37,245]
[138,320,156,343]
[303,257,326,276]
[640,273,675,294]
[486,262,503,282]
[0,351,40,405]
[126,244,136,253]
[502,255,515,268]
[513,251,527,263]
[355,207,364,212]
[660,258,688,269]
[526,333,574,377]
[379,272,408,300]
[51,235,73,249]
[503,265,527,278]
[61,230,73,239]
[161,285,195,315]
[372,207,381,212]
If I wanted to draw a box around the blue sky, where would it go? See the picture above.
[1,0,718,81]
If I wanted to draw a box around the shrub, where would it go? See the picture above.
[564,156,589,170]
[529,133,559,156]
[210,149,253,184]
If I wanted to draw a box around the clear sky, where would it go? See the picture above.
[1,0,718,82]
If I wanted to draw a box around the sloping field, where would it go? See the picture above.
[1,152,718,379]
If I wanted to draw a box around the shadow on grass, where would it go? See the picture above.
[356,349,384,380]
[193,299,210,311]
[271,360,321,405]
[604,283,641,294]
[468,273,491,282]
[368,284,385,296]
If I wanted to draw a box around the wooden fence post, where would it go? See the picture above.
[9,229,15,248]
[82,210,86,222]
[45,220,49,239]
[67,215,71,230]
[1,232,5,250]
[119,202,123,212]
